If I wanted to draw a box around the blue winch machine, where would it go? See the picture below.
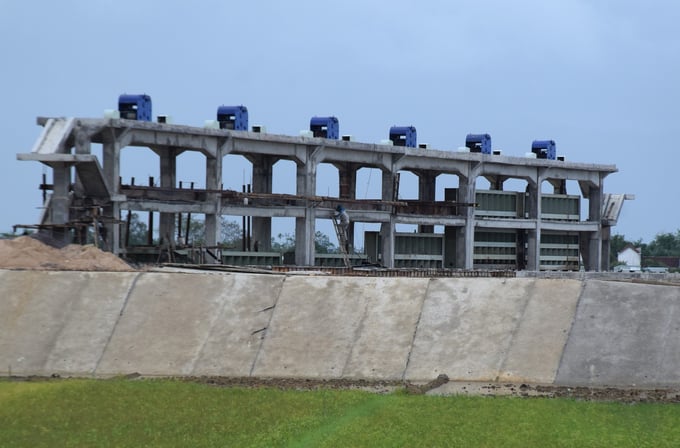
[389,126,417,147]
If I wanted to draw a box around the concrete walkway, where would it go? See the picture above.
[1,269,678,387]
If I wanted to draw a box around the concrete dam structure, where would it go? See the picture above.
[2,268,679,388]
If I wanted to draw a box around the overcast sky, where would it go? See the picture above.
[1,0,679,243]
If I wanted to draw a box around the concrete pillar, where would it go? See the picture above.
[251,155,274,251]
[73,130,90,198]
[485,175,505,191]
[102,141,120,193]
[601,225,612,271]
[456,176,475,269]
[158,147,177,246]
[587,179,603,271]
[443,187,458,268]
[550,179,567,195]
[205,153,222,251]
[337,162,358,247]
[525,181,541,271]
[295,152,317,266]
[381,169,398,268]
[51,162,71,244]
[417,170,436,233]
[380,218,395,268]
[102,141,121,254]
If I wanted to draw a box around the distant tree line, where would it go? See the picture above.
[124,213,338,253]
[611,230,680,268]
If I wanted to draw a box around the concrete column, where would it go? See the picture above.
[456,176,476,269]
[159,147,177,246]
[381,169,397,268]
[417,170,436,233]
[380,219,395,268]
[443,187,458,268]
[550,179,567,195]
[295,152,317,266]
[337,162,358,246]
[251,155,274,251]
[525,181,541,271]
[102,141,120,193]
[485,175,505,191]
[601,225,612,271]
[51,162,71,243]
[102,141,121,254]
[73,130,90,198]
[205,153,222,251]
[587,178,603,271]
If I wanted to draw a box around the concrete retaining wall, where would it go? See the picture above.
[1,269,678,387]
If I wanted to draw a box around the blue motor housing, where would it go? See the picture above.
[217,105,249,130]
[310,116,339,139]
[389,126,417,147]
[465,133,492,154]
[531,140,557,160]
[118,94,152,121]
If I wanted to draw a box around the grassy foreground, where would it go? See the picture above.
[1,378,679,447]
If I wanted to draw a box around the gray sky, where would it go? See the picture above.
[1,0,678,243]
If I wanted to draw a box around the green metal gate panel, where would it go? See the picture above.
[475,191,523,218]
[541,194,580,221]
[539,232,580,270]
[473,230,517,268]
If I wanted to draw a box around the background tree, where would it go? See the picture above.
[175,216,206,245]
[269,231,337,253]
[645,230,680,257]
[124,214,337,251]
[271,233,296,253]
[126,213,149,245]
[314,231,336,253]
[220,219,243,248]
[609,234,627,265]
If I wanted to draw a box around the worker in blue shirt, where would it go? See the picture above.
[334,205,350,233]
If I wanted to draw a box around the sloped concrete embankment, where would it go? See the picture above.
[0,269,678,387]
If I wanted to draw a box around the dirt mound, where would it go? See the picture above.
[0,236,134,271]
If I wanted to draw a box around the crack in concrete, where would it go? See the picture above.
[401,277,432,381]
[249,277,286,377]
[92,272,142,376]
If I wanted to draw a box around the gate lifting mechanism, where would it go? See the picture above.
[118,94,152,121]
[389,126,417,148]
[531,140,557,160]
[310,116,339,139]
[217,105,249,130]
[465,134,492,154]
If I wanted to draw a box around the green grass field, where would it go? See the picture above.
[1,378,679,447]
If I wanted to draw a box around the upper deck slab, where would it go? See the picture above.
[37,117,617,181]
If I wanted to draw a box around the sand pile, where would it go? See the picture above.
[0,236,134,271]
